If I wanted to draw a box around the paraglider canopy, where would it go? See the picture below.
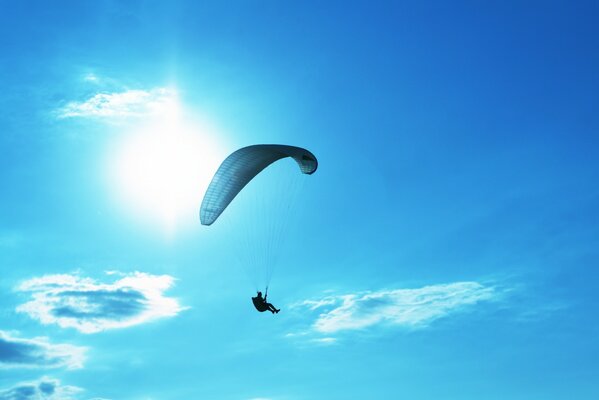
[200,144,318,225]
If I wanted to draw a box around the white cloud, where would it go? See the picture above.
[0,376,83,400]
[83,73,99,83]
[300,297,338,311]
[309,337,338,346]
[296,282,497,335]
[16,272,186,334]
[58,88,177,119]
[0,331,86,370]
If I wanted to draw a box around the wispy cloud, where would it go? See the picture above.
[309,337,338,346]
[293,282,498,336]
[0,331,85,370]
[16,272,186,334]
[0,377,84,400]
[57,87,177,119]
[83,73,100,83]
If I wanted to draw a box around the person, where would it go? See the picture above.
[252,291,280,314]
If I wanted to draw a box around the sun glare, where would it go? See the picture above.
[107,100,225,234]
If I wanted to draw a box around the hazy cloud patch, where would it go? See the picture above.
[0,331,85,370]
[16,272,185,334]
[309,337,338,346]
[0,377,83,400]
[293,282,498,336]
[57,87,176,119]
[83,73,100,83]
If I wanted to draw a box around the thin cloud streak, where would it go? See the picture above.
[297,282,497,334]
[309,337,338,346]
[57,87,177,119]
[16,272,186,334]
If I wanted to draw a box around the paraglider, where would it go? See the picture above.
[252,291,280,314]
[200,144,318,314]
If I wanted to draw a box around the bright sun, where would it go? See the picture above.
[108,103,225,234]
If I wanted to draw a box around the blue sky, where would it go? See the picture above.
[1,1,598,399]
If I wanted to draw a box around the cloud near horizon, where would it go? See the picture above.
[0,376,84,400]
[16,272,185,334]
[295,281,498,335]
[0,331,85,370]
[57,87,177,119]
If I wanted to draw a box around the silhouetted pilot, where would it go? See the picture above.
[252,291,280,314]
